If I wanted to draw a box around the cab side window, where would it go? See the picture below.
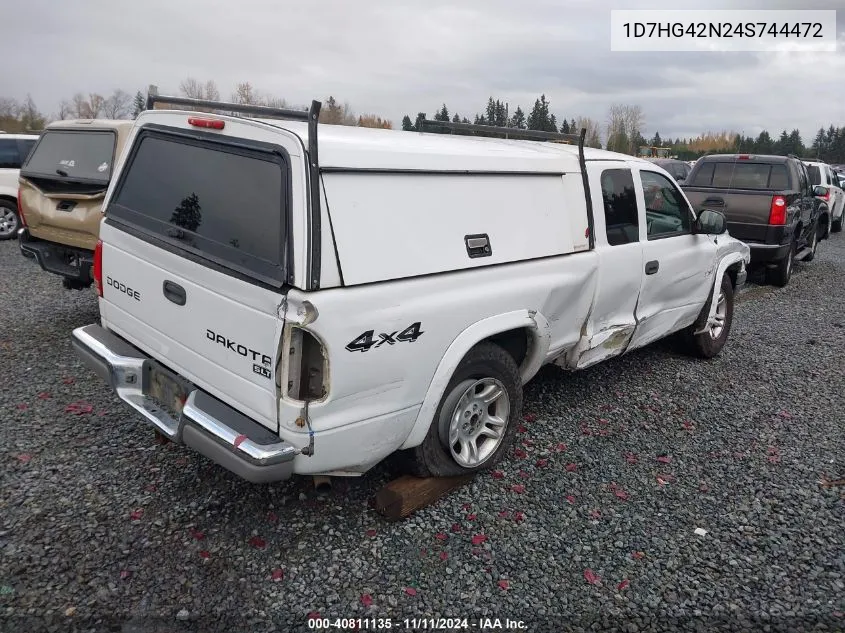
[639,170,692,239]
[600,168,639,246]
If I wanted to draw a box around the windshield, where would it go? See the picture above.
[21,130,116,183]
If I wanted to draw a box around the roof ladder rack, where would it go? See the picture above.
[144,85,324,291]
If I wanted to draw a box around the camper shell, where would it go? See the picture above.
[18,119,134,288]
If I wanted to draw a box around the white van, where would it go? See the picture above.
[72,91,749,483]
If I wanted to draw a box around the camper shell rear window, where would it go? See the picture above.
[106,126,291,288]
[21,129,116,184]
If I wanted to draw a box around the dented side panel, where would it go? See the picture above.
[275,253,600,474]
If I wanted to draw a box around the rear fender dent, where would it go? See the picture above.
[399,310,550,450]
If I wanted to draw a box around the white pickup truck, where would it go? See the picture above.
[72,92,750,483]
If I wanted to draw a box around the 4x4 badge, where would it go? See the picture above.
[345,322,424,352]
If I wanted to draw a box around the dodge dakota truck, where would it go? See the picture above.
[71,91,750,483]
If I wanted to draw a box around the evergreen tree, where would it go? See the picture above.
[510,106,526,129]
[434,104,450,122]
[170,193,202,232]
[650,131,662,147]
[414,112,426,132]
[775,130,789,154]
[452,113,461,123]
[787,129,804,156]
[132,91,145,119]
[560,119,570,134]
[756,130,774,154]
[527,94,555,132]
[401,115,414,131]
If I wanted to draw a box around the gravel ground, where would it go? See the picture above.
[1,235,843,633]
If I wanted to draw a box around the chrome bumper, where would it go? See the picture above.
[71,324,297,483]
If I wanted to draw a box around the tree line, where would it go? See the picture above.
[0,79,394,133]
[402,94,844,163]
[4,85,842,163]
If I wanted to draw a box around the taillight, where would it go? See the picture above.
[17,186,27,227]
[769,195,787,225]
[93,240,103,297]
[187,117,225,129]
[819,187,830,202]
[738,155,750,160]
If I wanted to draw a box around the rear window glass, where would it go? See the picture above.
[693,162,789,190]
[108,131,287,285]
[806,165,821,186]
[22,130,116,183]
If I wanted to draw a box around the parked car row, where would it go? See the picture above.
[27,93,842,489]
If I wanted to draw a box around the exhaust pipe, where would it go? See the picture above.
[313,475,332,491]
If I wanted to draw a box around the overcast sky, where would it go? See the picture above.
[2,0,843,144]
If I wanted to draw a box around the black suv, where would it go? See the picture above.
[682,154,825,287]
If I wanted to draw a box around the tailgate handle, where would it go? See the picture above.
[162,280,186,306]
[465,233,492,258]
[56,200,77,212]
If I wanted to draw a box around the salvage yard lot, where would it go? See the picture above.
[1,238,843,633]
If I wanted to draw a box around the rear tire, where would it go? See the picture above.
[0,201,20,241]
[407,342,522,478]
[683,274,734,359]
[833,215,843,233]
[767,239,795,287]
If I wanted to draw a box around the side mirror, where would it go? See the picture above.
[696,209,727,235]
[813,185,827,197]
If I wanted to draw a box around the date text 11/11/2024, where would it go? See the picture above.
[307,617,529,630]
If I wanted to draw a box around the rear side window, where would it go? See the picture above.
[0,139,21,169]
[108,130,288,286]
[806,165,821,186]
[703,162,789,190]
[689,162,715,186]
[600,168,639,246]
[22,130,116,183]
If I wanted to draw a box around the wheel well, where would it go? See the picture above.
[725,263,740,288]
[0,194,17,208]
[485,328,530,368]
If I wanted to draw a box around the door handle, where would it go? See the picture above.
[645,260,659,275]
[162,280,186,306]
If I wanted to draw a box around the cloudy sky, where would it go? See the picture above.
[3,0,843,144]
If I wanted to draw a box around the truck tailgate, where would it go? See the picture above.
[684,187,773,242]
[99,223,285,431]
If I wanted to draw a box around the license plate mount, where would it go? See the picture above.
[143,360,191,416]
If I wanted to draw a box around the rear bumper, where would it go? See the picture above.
[71,323,297,483]
[747,242,791,264]
[19,228,94,283]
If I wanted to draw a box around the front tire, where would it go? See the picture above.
[684,274,734,359]
[409,342,522,478]
[0,201,20,241]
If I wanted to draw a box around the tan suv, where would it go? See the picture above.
[18,119,133,289]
